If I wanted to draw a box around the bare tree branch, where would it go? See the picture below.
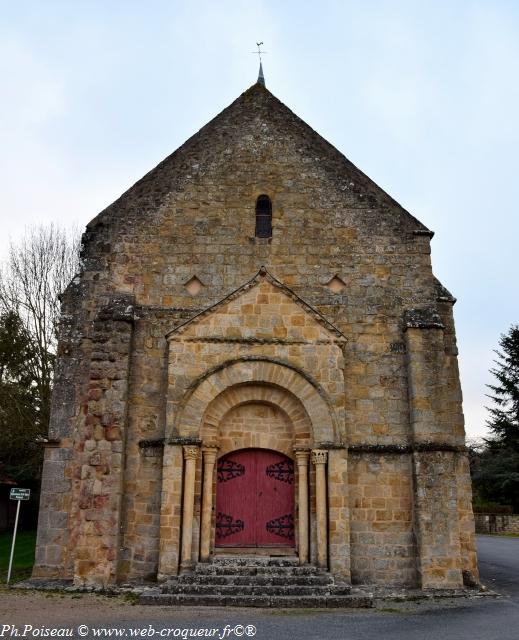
[0,224,81,429]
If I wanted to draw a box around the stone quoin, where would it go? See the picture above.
[33,75,479,593]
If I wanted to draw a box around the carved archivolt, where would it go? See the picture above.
[172,359,339,444]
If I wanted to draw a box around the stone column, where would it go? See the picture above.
[294,450,310,565]
[180,446,200,571]
[200,446,218,562]
[312,449,328,569]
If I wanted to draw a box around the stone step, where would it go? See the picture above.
[151,556,356,608]
[139,592,373,608]
[160,583,351,597]
[194,564,323,576]
[213,547,296,557]
[209,556,299,567]
[166,574,334,587]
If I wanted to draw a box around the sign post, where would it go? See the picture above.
[7,488,30,585]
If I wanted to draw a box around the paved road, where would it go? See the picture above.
[2,536,518,640]
[477,534,519,597]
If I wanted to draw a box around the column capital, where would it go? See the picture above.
[312,449,328,465]
[202,446,218,463]
[183,445,200,461]
[294,449,311,464]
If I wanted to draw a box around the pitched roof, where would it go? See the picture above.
[87,82,431,234]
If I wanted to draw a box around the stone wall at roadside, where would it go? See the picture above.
[474,513,519,534]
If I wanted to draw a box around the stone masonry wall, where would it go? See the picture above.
[34,82,477,586]
[70,298,135,586]
[218,403,293,457]
[456,453,479,583]
[78,85,435,461]
[33,280,92,579]
[117,313,171,582]
[348,452,417,586]
[475,514,519,534]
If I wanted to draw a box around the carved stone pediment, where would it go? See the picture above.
[167,268,346,345]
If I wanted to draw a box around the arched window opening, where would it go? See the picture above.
[255,195,272,238]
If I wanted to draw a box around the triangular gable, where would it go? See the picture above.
[87,83,430,234]
[167,267,346,343]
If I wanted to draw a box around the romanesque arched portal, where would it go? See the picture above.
[158,357,349,580]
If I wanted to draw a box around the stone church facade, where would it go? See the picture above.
[33,79,479,591]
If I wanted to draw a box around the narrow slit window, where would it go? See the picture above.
[255,195,272,238]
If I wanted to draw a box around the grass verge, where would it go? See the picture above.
[0,530,36,583]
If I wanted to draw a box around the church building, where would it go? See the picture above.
[33,69,479,597]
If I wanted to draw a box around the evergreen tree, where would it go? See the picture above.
[471,446,519,512]
[471,325,519,512]
[0,311,42,481]
[486,324,519,451]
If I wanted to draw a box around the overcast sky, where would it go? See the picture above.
[1,0,518,439]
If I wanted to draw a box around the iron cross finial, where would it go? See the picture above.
[252,42,267,63]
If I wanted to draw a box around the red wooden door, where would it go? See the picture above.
[215,449,294,547]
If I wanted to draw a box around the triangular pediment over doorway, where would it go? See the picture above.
[166,268,346,343]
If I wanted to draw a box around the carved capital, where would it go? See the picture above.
[312,449,328,465]
[183,445,200,461]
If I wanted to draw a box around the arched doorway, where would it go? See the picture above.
[158,359,343,576]
[215,448,295,548]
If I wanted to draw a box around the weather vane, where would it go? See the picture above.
[252,42,267,63]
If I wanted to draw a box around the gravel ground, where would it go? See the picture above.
[0,535,516,640]
[0,585,495,621]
